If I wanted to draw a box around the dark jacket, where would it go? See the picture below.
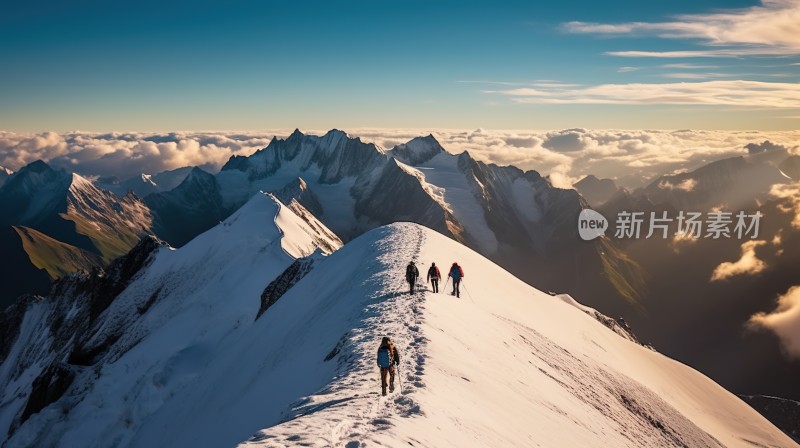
[427,265,441,281]
[448,264,464,280]
[406,263,419,282]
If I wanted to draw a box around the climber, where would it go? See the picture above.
[448,262,464,298]
[427,262,441,293]
[406,261,419,294]
[376,336,401,396]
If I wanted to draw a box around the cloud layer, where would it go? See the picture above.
[564,0,800,57]
[0,129,798,189]
[749,285,800,359]
[484,80,800,108]
[0,131,273,181]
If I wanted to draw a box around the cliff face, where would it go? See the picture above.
[0,236,165,437]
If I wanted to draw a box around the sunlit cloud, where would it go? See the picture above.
[749,285,800,359]
[662,63,720,69]
[456,80,527,86]
[565,0,800,56]
[2,129,799,191]
[710,240,768,281]
[658,178,697,191]
[661,73,734,80]
[0,131,273,180]
[769,182,800,228]
[605,50,787,58]
[484,80,800,108]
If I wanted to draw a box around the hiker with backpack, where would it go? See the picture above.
[376,336,401,396]
[448,262,464,298]
[406,261,419,294]
[427,262,441,293]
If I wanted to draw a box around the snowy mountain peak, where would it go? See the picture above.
[220,129,387,186]
[2,160,70,194]
[390,134,447,165]
[319,128,349,151]
[68,172,97,192]
[324,128,347,138]
[271,176,322,217]
[0,160,73,225]
[187,191,341,259]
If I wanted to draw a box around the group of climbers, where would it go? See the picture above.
[380,260,466,396]
[405,261,464,297]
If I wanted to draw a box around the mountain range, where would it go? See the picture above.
[146,129,642,313]
[95,167,193,199]
[0,161,153,309]
[1,197,793,447]
[1,129,799,440]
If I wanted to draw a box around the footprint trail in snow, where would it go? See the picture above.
[242,223,429,448]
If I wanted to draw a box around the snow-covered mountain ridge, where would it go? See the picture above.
[1,207,792,447]
[0,193,342,447]
[149,129,640,314]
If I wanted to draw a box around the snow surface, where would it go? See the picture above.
[3,193,341,448]
[236,224,794,448]
[4,218,794,447]
[218,152,361,239]
[413,153,499,254]
[0,300,51,440]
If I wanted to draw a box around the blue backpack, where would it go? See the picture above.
[377,347,392,368]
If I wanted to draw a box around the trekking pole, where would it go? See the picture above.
[444,277,450,293]
[462,280,475,303]
[397,363,403,393]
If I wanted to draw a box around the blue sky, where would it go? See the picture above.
[1,0,798,131]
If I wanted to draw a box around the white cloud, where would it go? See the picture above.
[710,240,768,281]
[0,131,274,180]
[1,129,799,190]
[564,0,800,56]
[662,63,720,69]
[605,50,777,58]
[769,182,800,228]
[658,178,697,191]
[617,66,640,73]
[660,73,734,80]
[749,286,800,359]
[485,80,800,108]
